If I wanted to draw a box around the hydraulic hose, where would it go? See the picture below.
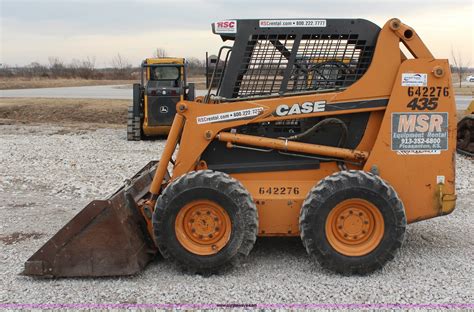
[282,118,349,148]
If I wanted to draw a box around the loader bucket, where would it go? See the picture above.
[23,161,162,278]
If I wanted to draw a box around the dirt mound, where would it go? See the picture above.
[0,98,129,125]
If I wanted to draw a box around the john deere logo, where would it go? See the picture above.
[159,106,169,113]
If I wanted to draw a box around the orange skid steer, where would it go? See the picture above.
[24,18,457,277]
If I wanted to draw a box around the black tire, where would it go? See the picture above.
[300,170,406,275]
[456,115,474,157]
[153,170,258,274]
[127,106,142,141]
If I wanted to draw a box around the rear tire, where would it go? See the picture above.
[300,170,406,275]
[153,170,258,274]
[127,106,142,141]
[457,115,474,157]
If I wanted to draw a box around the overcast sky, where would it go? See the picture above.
[1,0,473,67]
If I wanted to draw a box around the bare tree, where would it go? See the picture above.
[70,56,96,79]
[187,57,204,68]
[111,53,132,79]
[28,62,49,77]
[154,48,167,58]
[186,57,206,76]
[451,48,470,88]
[48,56,65,78]
[0,64,14,78]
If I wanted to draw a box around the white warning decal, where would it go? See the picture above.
[259,19,326,28]
[401,73,427,87]
[197,107,263,124]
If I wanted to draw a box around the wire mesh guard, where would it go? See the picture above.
[234,33,374,97]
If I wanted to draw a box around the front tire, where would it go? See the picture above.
[153,170,258,274]
[300,170,406,275]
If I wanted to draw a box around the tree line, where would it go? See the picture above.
[0,49,206,80]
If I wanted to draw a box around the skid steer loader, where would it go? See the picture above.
[24,18,457,277]
[127,58,195,140]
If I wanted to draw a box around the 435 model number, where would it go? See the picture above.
[406,97,438,110]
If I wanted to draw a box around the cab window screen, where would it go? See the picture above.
[152,67,180,80]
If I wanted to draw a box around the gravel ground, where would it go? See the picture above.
[0,123,473,305]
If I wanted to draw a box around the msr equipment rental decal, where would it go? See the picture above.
[197,107,263,124]
[392,112,448,155]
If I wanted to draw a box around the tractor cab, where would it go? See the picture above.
[147,60,182,89]
[127,57,195,140]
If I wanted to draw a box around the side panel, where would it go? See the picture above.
[364,59,456,223]
[232,162,340,236]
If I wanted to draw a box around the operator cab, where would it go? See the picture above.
[140,58,193,131]
[201,19,382,169]
[127,58,195,140]
[207,19,379,101]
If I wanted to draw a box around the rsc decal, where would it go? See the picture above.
[274,101,326,117]
[214,20,237,34]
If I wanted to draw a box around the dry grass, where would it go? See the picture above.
[0,78,137,90]
[454,86,474,96]
[187,76,207,89]
[0,76,207,90]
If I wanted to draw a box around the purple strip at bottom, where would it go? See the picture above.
[0,303,473,309]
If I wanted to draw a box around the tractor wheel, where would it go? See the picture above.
[153,170,258,274]
[457,115,474,157]
[127,106,142,141]
[300,170,406,275]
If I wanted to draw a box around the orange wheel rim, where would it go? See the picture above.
[325,198,384,256]
[175,200,231,255]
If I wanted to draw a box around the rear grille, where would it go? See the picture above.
[147,96,178,126]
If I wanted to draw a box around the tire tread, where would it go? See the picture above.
[153,170,258,274]
[127,106,142,141]
[300,170,406,275]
